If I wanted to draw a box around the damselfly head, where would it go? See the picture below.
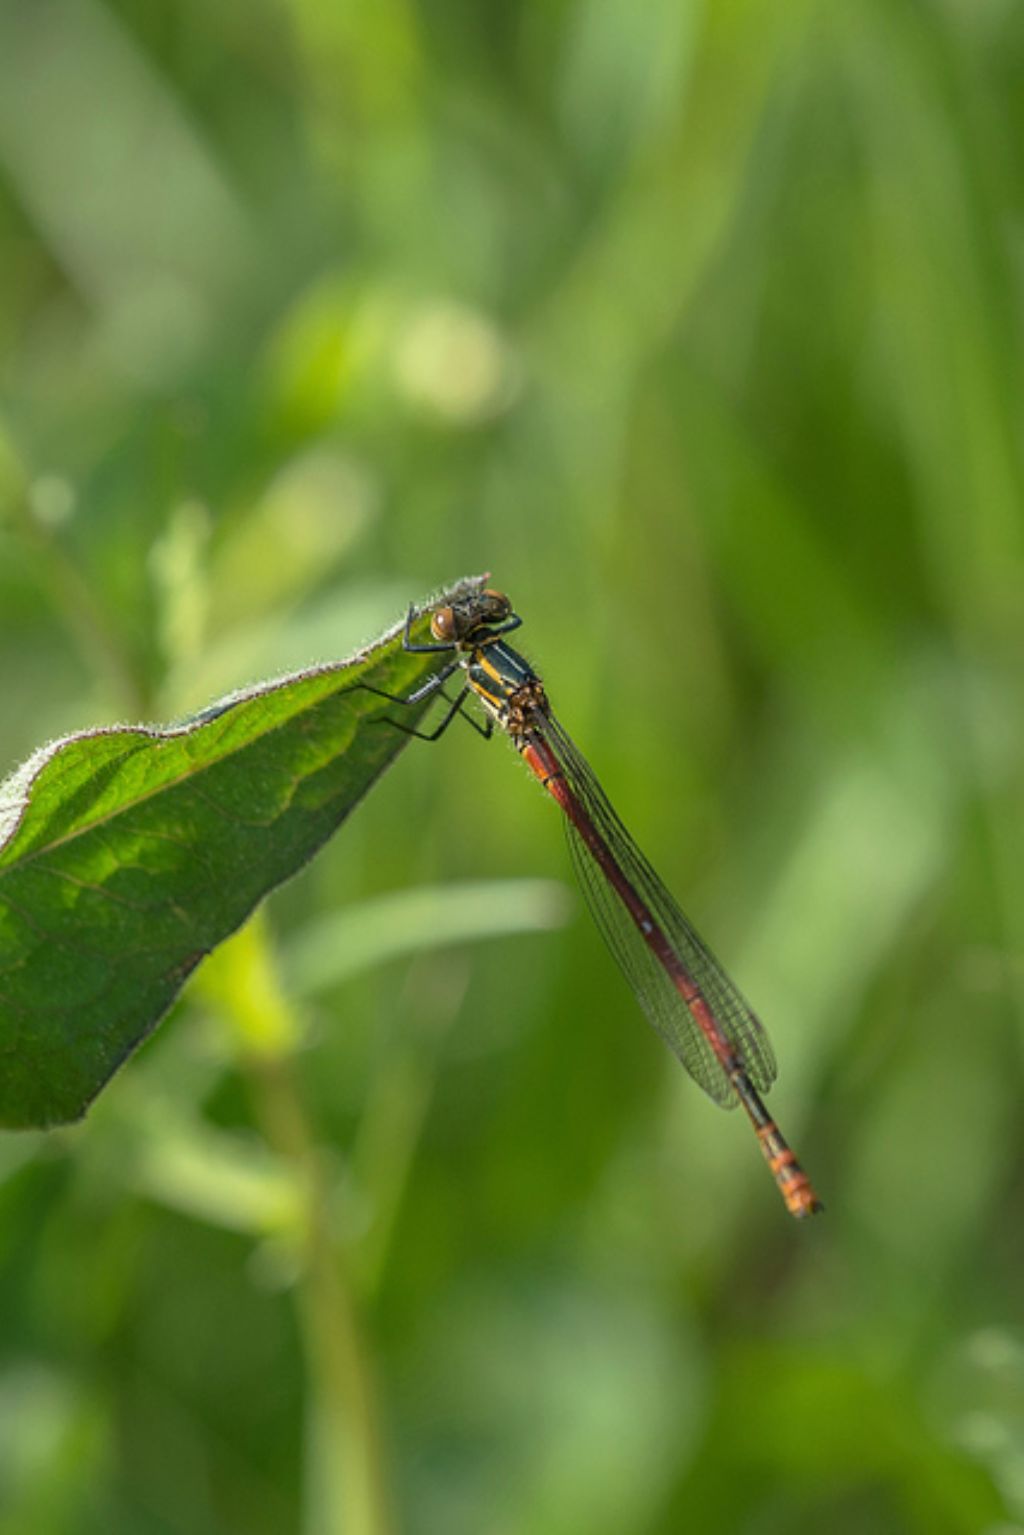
[431,588,513,644]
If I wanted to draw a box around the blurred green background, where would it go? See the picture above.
[1,0,1023,1531]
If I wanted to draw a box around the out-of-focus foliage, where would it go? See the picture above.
[0,0,1021,1532]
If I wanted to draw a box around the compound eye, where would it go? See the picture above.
[482,589,512,620]
[431,606,457,643]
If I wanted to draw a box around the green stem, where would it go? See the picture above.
[248,1050,395,1535]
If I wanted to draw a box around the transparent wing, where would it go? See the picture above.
[541,711,776,1108]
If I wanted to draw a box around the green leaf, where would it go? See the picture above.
[0,577,483,1130]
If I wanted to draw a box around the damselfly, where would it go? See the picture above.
[376,588,822,1219]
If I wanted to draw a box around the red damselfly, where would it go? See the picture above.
[376,587,822,1219]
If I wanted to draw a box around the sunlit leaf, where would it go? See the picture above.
[0,578,482,1129]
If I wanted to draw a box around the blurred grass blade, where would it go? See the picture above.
[284,878,572,996]
[127,1101,303,1237]
[0,577,482,1130]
